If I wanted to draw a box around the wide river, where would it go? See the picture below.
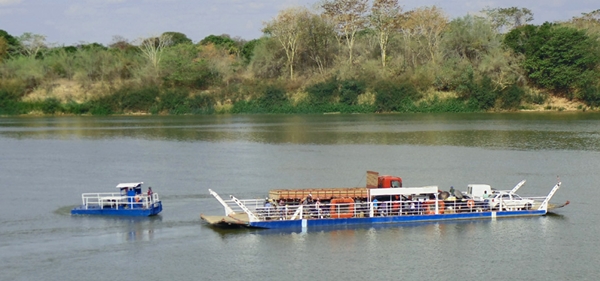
[1,113,599,281]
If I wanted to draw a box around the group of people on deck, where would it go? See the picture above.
[261,188,490,220]
[262,192,328,219]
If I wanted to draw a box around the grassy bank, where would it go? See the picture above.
[1,81,596,116]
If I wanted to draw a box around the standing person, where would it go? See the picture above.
[147,187,153,203]
[482,190,490,210]
[264,198,273,219]
[372,197,379,216]
[278,199,286,219]
[449,186,455,196]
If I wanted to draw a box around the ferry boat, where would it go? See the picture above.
[71,182,162,216]
[201,172,568,229]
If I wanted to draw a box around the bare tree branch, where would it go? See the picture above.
[370,0,402,68]
[322,0,369,63]
[18,32,47,58]
[136,33,173,79]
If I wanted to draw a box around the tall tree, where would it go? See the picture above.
[504,23,600,94]
[108,35,137,53]
[0,29,19,58]
[370,0,403,68]
[322,0,369,63]
[162,32,193,46]
[240,38,260,64]
[567,9,600,36]
[137,33,173,79]
[0,37,7,62]
[200,34,239,55]
[17,32,47,58]
[402,6,448,66]
[263,7,311,80]
[482,7,533,33]
[300,13,337,75]
[443,15,499,63]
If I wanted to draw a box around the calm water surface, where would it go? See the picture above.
[1,113,599,281]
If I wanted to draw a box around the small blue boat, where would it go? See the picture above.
[71,182,162,216]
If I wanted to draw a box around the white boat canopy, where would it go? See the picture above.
[116,182,144,189]
[369,186,439,198]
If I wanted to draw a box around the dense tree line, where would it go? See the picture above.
[1,1,600,115]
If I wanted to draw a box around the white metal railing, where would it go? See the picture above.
[80,192,160,210]
[217,195,548,222]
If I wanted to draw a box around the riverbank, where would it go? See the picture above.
[3,96,592,116]
[1,79,595,116]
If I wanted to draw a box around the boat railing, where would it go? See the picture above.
[220,195,549,221]
[80,192,160,210]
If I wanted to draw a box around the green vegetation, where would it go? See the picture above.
[504,23,600,96]
[1,4,600,115]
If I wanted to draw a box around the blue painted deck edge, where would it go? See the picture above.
[71,202,163,217]
[248,210,546,229]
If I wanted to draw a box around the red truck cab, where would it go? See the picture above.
[378,175,402,188]
[367,171,403,189]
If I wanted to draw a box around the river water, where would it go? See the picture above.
[1,113,598,281]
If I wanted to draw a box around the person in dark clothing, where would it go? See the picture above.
[147,187,153,202]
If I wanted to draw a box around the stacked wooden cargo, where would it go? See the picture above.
[267,171,381,201]
[267,187,369,202]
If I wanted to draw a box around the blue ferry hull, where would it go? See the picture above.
[247,209,546,229]
[71,202,162,216]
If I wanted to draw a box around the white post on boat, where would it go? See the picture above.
[290,205,303,220]
[510,180,526,194]
[229,195,260,222]
[538,182,561,211]
[208,189,236,216]
[435,193,439,214]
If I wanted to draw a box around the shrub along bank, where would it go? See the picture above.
[1,75,551,115]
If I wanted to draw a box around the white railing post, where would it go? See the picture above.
[291,205,303,220]
[229,195,260,222]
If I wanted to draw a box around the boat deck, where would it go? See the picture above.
[201,213,250,227]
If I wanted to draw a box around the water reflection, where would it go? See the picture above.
[125,217,160,242]
[71,215,162,242]
[2,114,600,151]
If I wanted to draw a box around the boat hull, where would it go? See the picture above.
[247,209,546,229]
[71,202,162,217]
